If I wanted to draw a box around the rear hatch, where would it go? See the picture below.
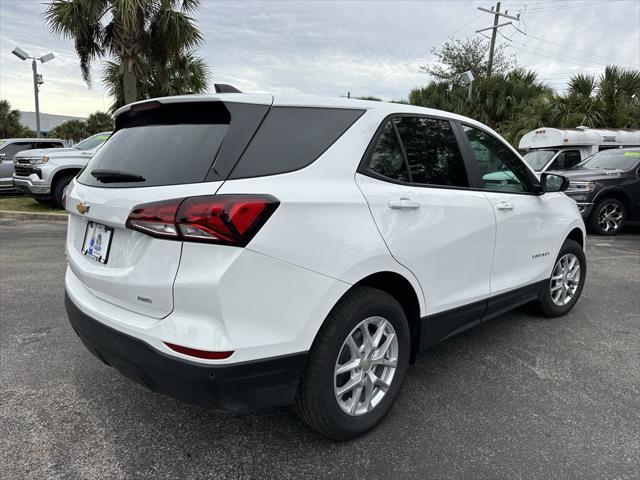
[65,95,272,318]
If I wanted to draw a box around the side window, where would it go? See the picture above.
[367,121,409,182]
[462,125,532,193]
[0,142,32,159]
[393,117,468,187]
[549,150,581,170]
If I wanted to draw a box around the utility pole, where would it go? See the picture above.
[476,2,520,76]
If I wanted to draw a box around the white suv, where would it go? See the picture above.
[64,94,586,440]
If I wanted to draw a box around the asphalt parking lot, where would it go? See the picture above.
[1,219,638,479]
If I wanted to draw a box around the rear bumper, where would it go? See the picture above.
[13,175,50,195]
[65,292,308,410]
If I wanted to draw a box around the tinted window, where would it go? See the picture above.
[367,121,409,182]
[230,107,364,179]
[394,117,468,187]
[77,125,227,188]
[463,125,532,193]
[580,149,640,170]
[0,142,32,158]
[549,150,581,170]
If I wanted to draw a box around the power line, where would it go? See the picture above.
[509,24,638,66]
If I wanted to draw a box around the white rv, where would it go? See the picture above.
[519,127,640,173]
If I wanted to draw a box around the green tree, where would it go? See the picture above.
[0,100,31,138]
[103,51,209,112]
[86,111,114,134]
[425,37,515,83]
[44,0,208,106]
[49,120,88,143]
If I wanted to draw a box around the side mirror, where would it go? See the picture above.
[0,153,6,161]
[540,172,569,193]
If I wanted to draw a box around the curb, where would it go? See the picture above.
[0,209,68,222]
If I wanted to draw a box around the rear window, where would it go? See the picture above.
[229,107,364,179]
[77,102,236,188]
[77,125,227,188]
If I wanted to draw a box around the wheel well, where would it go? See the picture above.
[52,169,80,190]
[566,227,584,249]
[355,272,421,361]
[595,190,630,213]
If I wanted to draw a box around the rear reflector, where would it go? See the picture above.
[164,342,233,360]
[126,195,279,246]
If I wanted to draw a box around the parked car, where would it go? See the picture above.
[0,137,68,192]
[519,127,640,174]
[63,94,586,440]
[13,132,111,207]
[551,148,640,235]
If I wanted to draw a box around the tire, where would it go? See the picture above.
[534,239,586,318]
[588,198,626,235]
[295,286,410,441]
[52,174,75,209]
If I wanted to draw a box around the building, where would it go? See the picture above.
[19,111,86,135]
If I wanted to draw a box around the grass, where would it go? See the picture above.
[0,196,66,214]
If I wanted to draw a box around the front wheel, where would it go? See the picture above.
[534,239,586,317]
[588,198,626,235]
[295,286,410,440]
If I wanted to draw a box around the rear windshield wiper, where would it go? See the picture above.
[91,169,145,183]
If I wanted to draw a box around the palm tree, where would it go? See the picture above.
[0,100,29,138]
[103,52,209,112]
[44,0,207,106]
[86,111,114,133]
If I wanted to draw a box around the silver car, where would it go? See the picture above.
[0,138,68,192]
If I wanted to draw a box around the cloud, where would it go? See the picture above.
[1,0,638,116]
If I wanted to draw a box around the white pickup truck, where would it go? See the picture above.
[13,132,111,207]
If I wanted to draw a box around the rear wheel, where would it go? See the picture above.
[534,239,586,317]
[295,286,410,440]
[52,174,75,209]
[588,198,625,235]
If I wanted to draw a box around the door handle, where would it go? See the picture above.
[496,200,514,211]
[388,197,420,210]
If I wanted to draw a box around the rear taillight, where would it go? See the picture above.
[126,195,279,247]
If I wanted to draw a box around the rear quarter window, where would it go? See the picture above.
[229,107,364,179]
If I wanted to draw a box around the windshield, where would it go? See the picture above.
[74,132,111,150]
[522,149,558,171]
[579,149,640,170]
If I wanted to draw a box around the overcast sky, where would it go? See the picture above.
[1,0,638,117]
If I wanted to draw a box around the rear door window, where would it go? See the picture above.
[367,121,410,182]
[229,107,364,179]
[393,117,469,187]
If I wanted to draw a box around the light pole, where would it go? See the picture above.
[12,47,55,138]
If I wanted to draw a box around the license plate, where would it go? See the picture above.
[81,221,114,264]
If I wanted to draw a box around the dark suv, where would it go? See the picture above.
[552,148,640,235]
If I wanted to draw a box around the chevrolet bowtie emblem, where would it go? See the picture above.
[76,201,90,214]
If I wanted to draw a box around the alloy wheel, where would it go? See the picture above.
[334,316,398,416]
[597,202,623,233]
[550,253,581,306]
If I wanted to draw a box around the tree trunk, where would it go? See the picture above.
[122,57,137,105]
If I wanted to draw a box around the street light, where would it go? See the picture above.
[11,47,56,138]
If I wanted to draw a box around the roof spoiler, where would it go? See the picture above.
[214,84,242,94]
